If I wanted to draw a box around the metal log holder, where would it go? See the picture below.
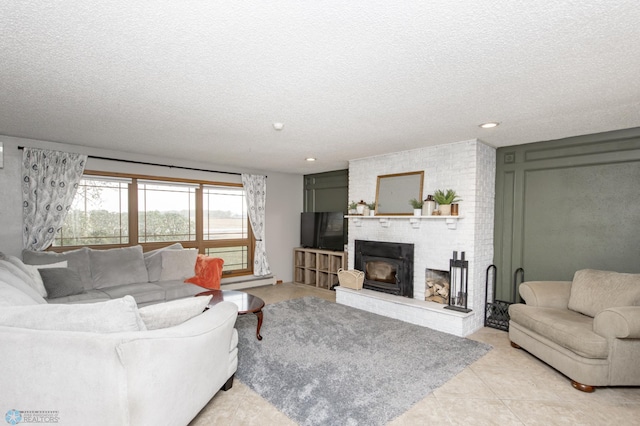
[445,251,471,313]
[484,265,525,331]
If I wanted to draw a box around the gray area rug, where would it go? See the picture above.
[235,297,491,426]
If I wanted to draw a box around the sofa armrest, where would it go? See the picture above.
[519,281,572,308]
[0,301,238,426]
[593,306,640,339]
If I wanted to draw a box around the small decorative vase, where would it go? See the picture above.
[413,208,422,217]
[423,196,436,216]
[356,200,366,215]
[369,210,376,216]
[451,203,459,216]
[438,204,452,216]
[362,206,370,216]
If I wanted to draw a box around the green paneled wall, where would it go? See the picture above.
[494,128,640,301]
[303,169,349,213]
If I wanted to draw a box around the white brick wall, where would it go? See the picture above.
[345,139,496,336]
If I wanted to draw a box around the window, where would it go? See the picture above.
[55,177,129,247]
[55,173,253,276]
[203,186,248,240]
[138,181,196,243]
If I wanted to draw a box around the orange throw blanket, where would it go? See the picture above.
[185,255,224,290]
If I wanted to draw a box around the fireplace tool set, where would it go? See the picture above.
[444,251,471,313]
[484,265,525,331]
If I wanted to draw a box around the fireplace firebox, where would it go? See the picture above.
[354,240,414,297]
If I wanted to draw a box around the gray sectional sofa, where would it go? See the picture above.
[21,243,204,306]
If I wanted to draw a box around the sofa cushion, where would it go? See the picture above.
[159,249,198,281]
[90,245,149,289]
[39,268,85,298]
[0,296,147,333]
[100,282,165,305]
[509,304,608,359]
[0,259,45,299]
[46,289,111,304]
[185,255,224,290]
[0,266,46,304]
[154,279,204,301]
[23,247,93,291]
[138,295,212,330]
[1,255,48,298]
[0,281,41,307]
[568,269,640,317]
[143,243,184,282]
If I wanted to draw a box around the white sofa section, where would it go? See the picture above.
[0,251,239,425]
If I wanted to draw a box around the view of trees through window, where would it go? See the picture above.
[55,174,252,274]
[56,178,129,246]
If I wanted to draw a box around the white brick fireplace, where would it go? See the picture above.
[336,139,495,337]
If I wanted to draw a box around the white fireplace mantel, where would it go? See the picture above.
[346,215,462,230]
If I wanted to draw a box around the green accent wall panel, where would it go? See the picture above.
[494,128,640,300]
[303,170,348,213]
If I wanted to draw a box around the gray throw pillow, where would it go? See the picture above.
[89,245,149,289]
[38,268,85,299]
[22,247,93,291]
[159,249,198,281]
[144,243,184,282]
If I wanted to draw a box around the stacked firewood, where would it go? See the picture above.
[425,275,450,304]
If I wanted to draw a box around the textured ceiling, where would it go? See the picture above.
[1,1,639,174]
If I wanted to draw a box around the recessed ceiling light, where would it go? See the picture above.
[305,157,316,162]
[273,122,284,131]
[479,122,500,129]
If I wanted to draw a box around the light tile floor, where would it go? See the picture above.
[190,283,640,426]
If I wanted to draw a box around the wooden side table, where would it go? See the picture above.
[196,289,265,340]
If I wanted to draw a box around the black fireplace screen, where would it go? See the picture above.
[354,240,414,297]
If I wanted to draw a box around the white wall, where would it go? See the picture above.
[0,135,302,282]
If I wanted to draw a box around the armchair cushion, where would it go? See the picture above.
[509,304,608,359]
[568,269,640,317]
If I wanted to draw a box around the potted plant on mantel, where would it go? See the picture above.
[409,198,424,216]
[433,189,462,216]
[366,202,376,216]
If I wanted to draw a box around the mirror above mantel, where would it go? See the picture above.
[374,171,424,215]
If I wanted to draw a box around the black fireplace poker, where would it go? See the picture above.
[444,251,472,313]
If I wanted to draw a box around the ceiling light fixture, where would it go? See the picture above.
[305,157,316,162]
[479,122,500,129]
[273,122,284,131]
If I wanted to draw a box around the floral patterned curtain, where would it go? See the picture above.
[241,174,271,276]
[22,148,87,251]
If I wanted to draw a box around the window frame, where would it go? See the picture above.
[49,170,255,278]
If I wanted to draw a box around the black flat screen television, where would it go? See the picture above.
[300,212,345,251]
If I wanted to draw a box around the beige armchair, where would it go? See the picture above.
[508,269,640,392]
